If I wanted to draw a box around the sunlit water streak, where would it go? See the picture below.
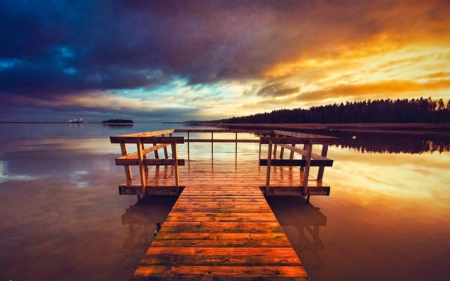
[0,123,449,281]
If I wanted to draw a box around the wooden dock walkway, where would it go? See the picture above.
[110,129,338,280]
[132,184,309,280]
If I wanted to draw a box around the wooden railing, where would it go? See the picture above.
[110,129,184,196]
[260,130,338,201]
[111,128,338,202]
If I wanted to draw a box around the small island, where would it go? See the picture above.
[102,119,134,124]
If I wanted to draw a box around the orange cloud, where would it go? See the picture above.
[297,80,450,102]
[416,72,450,79]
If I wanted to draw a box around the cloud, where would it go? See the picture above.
[1,0,450,121]
[256,83,299,97]
[416,72,450,80]
[297,80,450,102]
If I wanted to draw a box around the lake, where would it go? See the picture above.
[0,123,449,281]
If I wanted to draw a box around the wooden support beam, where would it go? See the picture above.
[174,129,273,134]
[144,159,185,166]
[259,159,333,167]
[185,139,259,143]
[289,143,296,160]
[303,143,313,196]
[116,144,170,160]
[300,144,307,172]
[162,134,169,159]
[273,130,339,144]
[120,143,132,180]
[187,132,190,155]
[235,132,238,154]
[110,136,184,144]
[172,143,180,193]
[273,134,278,158]
[279,135,285,159]
[317,144,329,181]
[265,141,273,196]
[112,129,175,138]
[278,144,331,161]
[136,141,147,195]
[153,143,159,159]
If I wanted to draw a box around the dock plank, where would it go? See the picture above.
[131,184,309,280]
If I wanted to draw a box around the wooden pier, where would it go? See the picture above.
[111,129,338,280]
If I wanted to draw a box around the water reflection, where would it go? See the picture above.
[268,197,327,269]
[300,129,450,154]
[121,196,177,252]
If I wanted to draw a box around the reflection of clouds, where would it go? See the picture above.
[0,160,37,183]
[326,147,450,210]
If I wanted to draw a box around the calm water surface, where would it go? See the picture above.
[0,123,449,281]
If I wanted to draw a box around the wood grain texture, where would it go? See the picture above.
[131,184,309,280]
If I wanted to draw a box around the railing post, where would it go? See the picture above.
[303,142,313,197]
[211,132,214,160]
[235,132,238,154]
[265,140,273,196]
[187,131,190,156]
[289,143,295,160]
[300,144,307,171]
[317,144,329,181]
[162,134,169,159]
[279,136,285,159]
[120,143,132,180]
[137,139,147,196]
[273,134,278,158]
[172,142,180,194]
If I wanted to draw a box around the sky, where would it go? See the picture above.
[1,0,450,122]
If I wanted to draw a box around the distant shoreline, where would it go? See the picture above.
[183,122,450,134]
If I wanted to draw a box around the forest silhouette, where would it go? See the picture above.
[214,97,450,124]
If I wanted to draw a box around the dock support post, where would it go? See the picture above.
[306,195,310,204]
[265,140,273,196]
[137,195,141,203]
[317,144,329,181]
[137,140,147,196]
[302,142,312,197]
[120,143,132,180]
[211,132,214,160]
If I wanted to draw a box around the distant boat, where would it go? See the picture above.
[68,118,85,123]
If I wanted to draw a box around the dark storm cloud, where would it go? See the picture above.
[0,0,318,98]
[1,0,450,119]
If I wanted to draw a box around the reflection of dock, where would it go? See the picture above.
[268,197,327,269]
[121,196,177,252]
[111,129,337,280]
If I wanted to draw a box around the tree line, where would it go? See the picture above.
[214,97,450,123]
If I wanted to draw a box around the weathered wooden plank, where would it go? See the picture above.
[118,186,185,196]
[112,129,175,138]
[110,136,183,144]
[154,233,288,241]
[133,265,308,278]
[150,239,293,248]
